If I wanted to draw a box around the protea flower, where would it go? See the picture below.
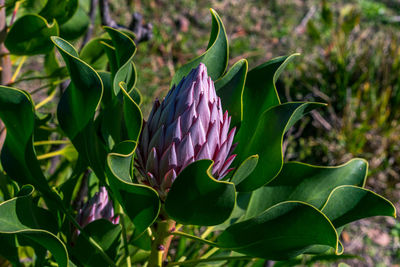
[76,186,119,230]
[136,63,237,198]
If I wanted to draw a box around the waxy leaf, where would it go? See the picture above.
[236,102,325,192]
[230,155,259,186]
[100,40,118,77]
[238,54,299,147]
[80,38,108,70]
[39,0,78,24]
[0,235,18,265]
[217,201,338,260]
[71,219,121,267]
[322,185,396,228]
[121,82,143,142]
[243,54,298,123]
[52,37,106,180]
[106,141,160,234]
[0,185,68,267]
[215,59,248,128]
[165,160,236,226]
[5,14,59,55]
[171,9,228,86]
[104,27,137,96]
[0,86,54,198]
[60,7,90,40]
[245,159,367,218]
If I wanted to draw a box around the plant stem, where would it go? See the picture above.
[171,231,218,247]
[33,140,70,146]
[37,147,69,160]
[10,56,26,83]
[148,219,176,267]
[119,205,132,267]
[166,256,255,266]
[35,89,57,109]
[200,226,215,239]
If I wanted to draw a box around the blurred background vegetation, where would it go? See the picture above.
[2,0,399,266]
[127,0,400,265]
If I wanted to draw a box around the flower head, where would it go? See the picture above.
[76,186,119,229]
[136,63,237,197]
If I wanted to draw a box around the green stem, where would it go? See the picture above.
[171,231,219,247]
[64,209,117,267]
[200,226,215,239]
[148,219,176,267]
[33,140,70,146]
[119,205,131,267]
[166,256,255,266]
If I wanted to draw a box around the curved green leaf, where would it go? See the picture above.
[215,59,248,128]
[60,7,90,40]
[236,102,325,192]
[171,9,228,86]
[120,82,143,142]
[104,27,137,96]
[245,159,368,218]
[0,86,52,195]
[5,14,59,55]
[71,219,121,267]
[321,185,396,228]
[0,235,18,264]
[165,160,236,226]
[39,0,78,24]
[0,185,68,267]
[52,37,106,180]
[239,54,299,143]
[106,141,160,234]
[100,40,118,77]
[80,38,108,70]
[230,155,258,186]
[217,201,338,260]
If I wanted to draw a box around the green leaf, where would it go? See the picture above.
[128,87,142,106]
[245,159,368,218]
[71,219,121,267]
[215,59,248,128]
[165,160,236,226]
[0,86,53,196]
[100,40,118,77]
[230,155,258,186]
[0,185,68,267]
[130,230,151,251]
[104,27,137,96]
[120,82,143,142]
[80,38,108,70]
[18,0,47,14]
[240,54,299,142]
[217,201,338,260]
[236,102,325,192]
[52,37,106,181]
[214,191,252,231]
[171,9,228,86]
[106,141,160,234]
[39,0,78,24]
[321,185,396,228]
[60,7,90,40]
[5,14,59,55]
[0,235,19,265]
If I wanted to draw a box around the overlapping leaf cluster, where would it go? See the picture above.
[0,8,396,267]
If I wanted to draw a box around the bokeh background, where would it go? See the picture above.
[3,0,400,265]
[127,1,400,265]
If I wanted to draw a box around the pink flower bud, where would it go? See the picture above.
[137,63,237,197]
